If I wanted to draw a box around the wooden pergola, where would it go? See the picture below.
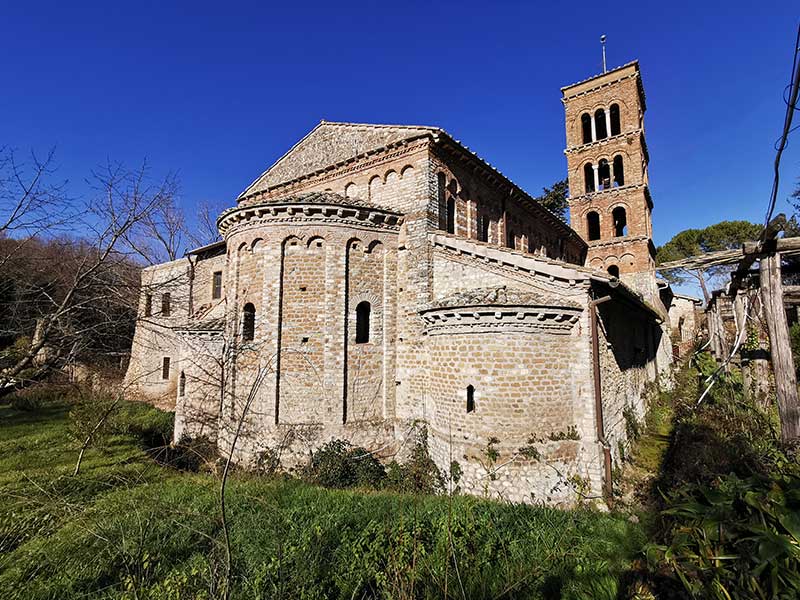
[657,215,800,442]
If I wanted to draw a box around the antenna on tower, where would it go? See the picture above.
[600,35,607,73]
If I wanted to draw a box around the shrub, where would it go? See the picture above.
[6,382,72,411]
[111,400,174,449]
[305,440,386,489]
[165,434,220,472]
[385,426,444,494]
[650,472,800,599]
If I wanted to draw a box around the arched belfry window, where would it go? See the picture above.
[581,113,592,144]
[587,211,601,241]
[613,155,624,187]
[466,385,475,413]
[355,301,371,344]
[584,163,595,193]
[446,196,456,234]
[598,159,611,190]
[610,104,621,136]
[594,109,608,140]
[612,207,628,237]
[242,303,255,341]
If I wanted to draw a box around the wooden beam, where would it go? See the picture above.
[760,252,800,442]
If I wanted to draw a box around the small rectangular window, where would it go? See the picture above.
[212,271,222,300]
[161,357,171,380]
[161,293,171,316]
[144,294,152,317]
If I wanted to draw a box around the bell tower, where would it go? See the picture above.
[562,61,657,301]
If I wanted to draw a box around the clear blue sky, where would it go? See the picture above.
[2,1,798,251]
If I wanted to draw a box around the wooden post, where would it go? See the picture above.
[760,252,800,443]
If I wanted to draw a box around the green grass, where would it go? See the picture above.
[0,398,647,600]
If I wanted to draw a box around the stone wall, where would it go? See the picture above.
[213,196,402,467]
[124,258,191,407]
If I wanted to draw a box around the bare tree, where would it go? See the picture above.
[0,159,183,394]
[0,147,71,269]
[188,199,226,249]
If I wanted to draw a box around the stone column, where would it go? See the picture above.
[592,164,600,192]
[605,110,612,137]
[609,160,615,188]
[590,116,597,142]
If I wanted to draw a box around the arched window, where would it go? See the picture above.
[607,265,620,278]
[613,155,624,187]
[584,163,595,193]
[587,211,601,241]
[478,214,490,242]
[610,104,621,136]
[179,371,186,396]
[356,301,371,343]
[446,196,456,234]
[581,113,592,143]
[594,109,608,140]
[242,303,255,341]
[612,207,628,237]
[466,385,475,413]
[598,159,611,190]
[437,173,447,231]
[161,293,171,316]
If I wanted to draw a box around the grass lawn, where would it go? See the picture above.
[0,399,647,600]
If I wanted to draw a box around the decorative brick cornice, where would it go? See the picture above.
[563,130,643,155]
[568,183,650,206]
[586,235,650,250]
[218,197,403,238]
[421,305,582,336]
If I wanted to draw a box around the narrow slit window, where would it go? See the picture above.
[466,385,475,413]
[355,301,371,344]
[179,371,186,396]
[212,271,223,300]
[242,303,255,341]
[144,294,152,317]
[161,357,171,380]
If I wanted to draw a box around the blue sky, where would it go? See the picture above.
[2,1,798,252]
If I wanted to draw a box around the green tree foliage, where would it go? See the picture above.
[656,220,763,301]
[534,178,569,220]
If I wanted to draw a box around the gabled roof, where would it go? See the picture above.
[237,120,584,246]
[239,121,440,198]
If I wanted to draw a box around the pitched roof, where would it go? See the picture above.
[239,121,439,198]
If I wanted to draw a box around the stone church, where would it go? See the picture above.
[125,61,675,504]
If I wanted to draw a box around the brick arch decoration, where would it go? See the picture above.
[306,235,325,250]
[344,181,357,198]
[384,169,398,184]
[399,164,414,179]
[620,252,636,269]
[250,237,264,250]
